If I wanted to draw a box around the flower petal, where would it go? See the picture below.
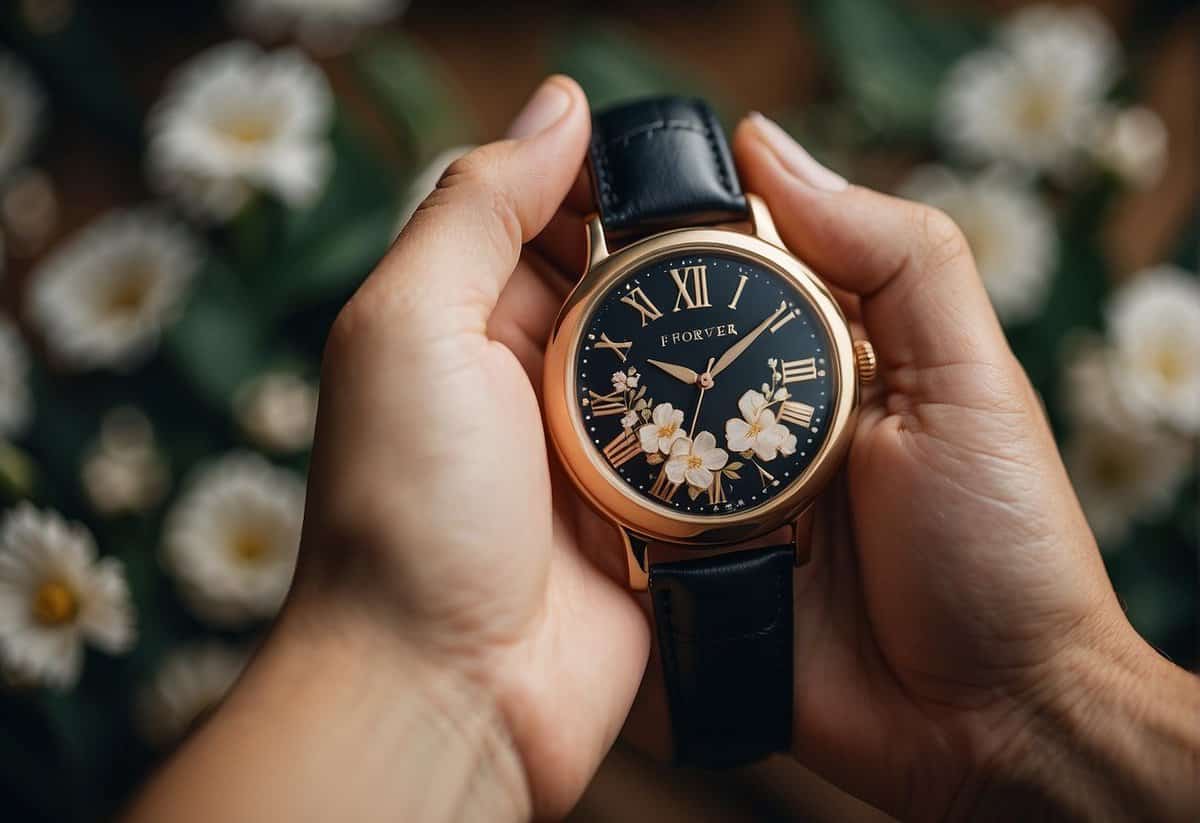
[638,424,659,453]
[703,447,729,471]
[669,436,693,457]
[692,431,717,453]
[738,390,766,422]
[664,458,687,484]
[685,466,713,489]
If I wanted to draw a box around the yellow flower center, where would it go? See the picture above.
[1094,449,1131,490]
[232,529,271,564]
[31,580,78,626]
[657,423,677,439]
[746,421,763,438]
[1016,87,1059,136]
[104,263,155,317]
[214,112,277,146]
[686,454,704,471]
[1152,347,1187,385]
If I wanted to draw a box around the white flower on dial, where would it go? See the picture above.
[665,431,728,490]
[27,209,199,371]
[900,165,1057,324]
[148,41,333,221]
[0,504,136,689]
[619,410,639,431]
[137,642,247,747]
[611,370,628,391]
[1107,265,1200,432]
[0,50,44,183]
[938,4,1118,178]
[0,316,31,438]
[639,402,686,455]
[726,390,798,461]
[1064,423,1189,548]
[163,452,304,626]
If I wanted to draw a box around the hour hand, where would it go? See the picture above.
[646,358,700,385]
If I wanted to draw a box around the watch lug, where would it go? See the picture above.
[620,528,649,590]
[791,502,816,566]
[586,214,610,270]
[747,193,785,249]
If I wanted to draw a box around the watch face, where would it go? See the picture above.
[574,251,838,516]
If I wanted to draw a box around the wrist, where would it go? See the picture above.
[957,615,1200,821]
[258,593,532,822]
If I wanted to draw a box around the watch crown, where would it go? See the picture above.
[854,339,877,384]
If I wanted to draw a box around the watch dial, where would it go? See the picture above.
[575,252,838,515]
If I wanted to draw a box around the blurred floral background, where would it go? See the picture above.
[0,1,1195,821]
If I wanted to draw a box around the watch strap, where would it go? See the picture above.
[649,544,794,767]
[588,97,748,237]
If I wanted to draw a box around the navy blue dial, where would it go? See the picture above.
[575,252,837,515]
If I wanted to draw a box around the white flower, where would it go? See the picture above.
[726,390,797,462]
[1065,423,1190,548]
[81,407,170,515]
[900,165,1058,324]
[27,209,199,371]
[639,402,686,455]
[1088,105,1168,190]
[234,371,318,452]
[163,452,304,626]
[148,42,333,221]
[1059,336,1138,432]
[0,51,44,183]
[619,410,639,431]
[938,4,1119,178]
[665,431,728,490]
[0,315,31,438]
[611,370,628,391]
[626,373,639,388]
[1107,265,1200,432]
[394,145,475,235]
[137,643,247,746]
[231,0,409,54]
[0,504,135,689]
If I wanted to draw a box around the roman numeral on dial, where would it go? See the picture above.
[781,357,819,384]
[587,390,626,416]
[778,400,815,427]
[620,287,663,327]
[595,332,632,362]
[728,274,748,309]
[669,265,711,311]
[650,467,680,502]
[602,431,642,467]
[769,309,797,333]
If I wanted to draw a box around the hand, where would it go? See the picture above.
[645,357,699,385]
[708,299,788,378]
[688,113,1199,820]
[127,77,648,823]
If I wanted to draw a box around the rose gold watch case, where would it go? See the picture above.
[544,195,861,589]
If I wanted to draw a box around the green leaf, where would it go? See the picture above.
[353,33,477,165]
[550,23,725,119]
[804,0,984,138]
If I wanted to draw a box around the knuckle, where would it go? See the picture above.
[416,144,523,264]
[912,204,973,274]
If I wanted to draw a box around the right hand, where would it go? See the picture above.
[719,113,1192,821]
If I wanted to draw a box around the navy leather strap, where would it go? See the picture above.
[649,545,794,767]
[588,96,748,237]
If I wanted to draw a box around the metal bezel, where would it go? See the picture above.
[544,218,859,550]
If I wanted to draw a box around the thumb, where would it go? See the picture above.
[732,113,1013,376]
[372,76,589,328]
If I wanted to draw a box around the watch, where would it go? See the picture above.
[543,97,875,768]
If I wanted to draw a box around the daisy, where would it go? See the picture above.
[0,50,44,183]
[900,165,1058,324]
[394,145,475,236]
[231,0,409,54]
[938,4,1119,178]
[81,407,170,515]
[0,504,136,689]
[1088,105,1168,190]
[137,643,247,746]
[665,431,728,490]
[726,390,797,462]
[27,209,199,371]
[234,371,318,452]
[163,452,304,626]
[0,315,31,438]
[1107,265,1200,432]
[639,402,687,455]
[1064,423,1190,548]
[148,41,333,221]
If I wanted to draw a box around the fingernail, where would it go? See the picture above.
[507,78,572,139]
[748,112,847,192]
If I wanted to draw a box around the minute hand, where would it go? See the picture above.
[709,301,789,379]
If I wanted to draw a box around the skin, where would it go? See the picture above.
[125,78,1200,822]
